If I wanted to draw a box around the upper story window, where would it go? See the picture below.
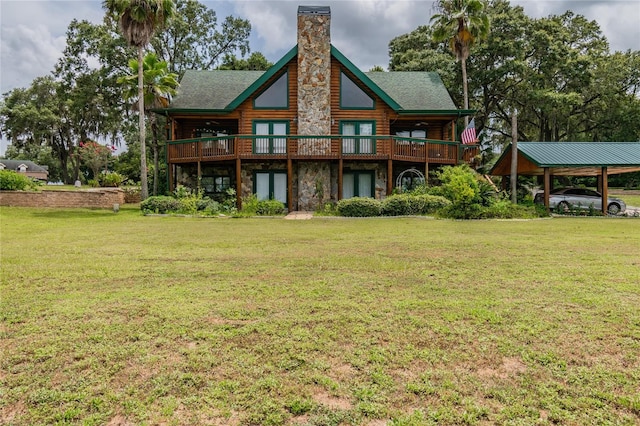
[340,72,374,109]
[254,71,288,109]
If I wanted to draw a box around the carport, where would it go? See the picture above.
[490,142,640,214]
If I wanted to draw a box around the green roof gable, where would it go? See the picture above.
[490,142,640,176]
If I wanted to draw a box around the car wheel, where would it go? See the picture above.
[558,201,570,213]
[607,203,621,215]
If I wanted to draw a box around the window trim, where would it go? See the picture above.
[253,69,289,110]
[252,120,289,154]
[340,120,376,154]
[343,170,375,198]
[253,170,288,203]
[339,71,375,110]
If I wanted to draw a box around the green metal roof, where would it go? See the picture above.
[161,44,467,115]
[490,142,640,176]
[518,142,640,167]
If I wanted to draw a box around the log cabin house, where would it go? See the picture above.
[158,5,477,211]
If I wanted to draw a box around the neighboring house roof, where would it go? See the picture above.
[0,159,49,173]
[160,45,468,115]
[490,142,640,176]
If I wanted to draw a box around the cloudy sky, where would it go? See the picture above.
[1,0,639,153]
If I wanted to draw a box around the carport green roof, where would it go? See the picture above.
[158,45,470,115]
[490,142,640,176]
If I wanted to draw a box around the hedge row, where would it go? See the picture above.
[336,194,451,217]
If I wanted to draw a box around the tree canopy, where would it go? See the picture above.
[390,0,640,170]
[1,0,256,186]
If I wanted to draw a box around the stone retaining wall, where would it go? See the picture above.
[0,189,125,209]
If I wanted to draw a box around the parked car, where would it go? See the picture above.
[534,187,626,215]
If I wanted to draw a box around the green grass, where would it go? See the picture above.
[2,206,639,425]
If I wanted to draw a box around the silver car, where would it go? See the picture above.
[534,187,626,215]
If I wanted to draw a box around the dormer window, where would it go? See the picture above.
[0,163,5,170]
[18,164,27,172]
[254,71,288,109]
[340,72,374,109]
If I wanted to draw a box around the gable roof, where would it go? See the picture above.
[0,159,48,172]
[365,71,459,112]
[490,142,640,176]
[160,45,468,115]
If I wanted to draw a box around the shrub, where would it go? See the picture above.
[238,195,286,216]
[337,197,381,217]
[315,201,338,216]
[0,170,39,191]
[99,171,126,187]
[140,196,181,214]
[256,199,286,215]
[381,193,451,216]
[196,197,220,213]
[481,200,541,219]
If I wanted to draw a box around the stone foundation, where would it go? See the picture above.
[297,162,331,211]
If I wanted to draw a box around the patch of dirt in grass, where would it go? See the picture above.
[106,414,135,425]
[1,401,26,424]
[289,414,309,424]
[477,357,527,379]
[312,388,352,410]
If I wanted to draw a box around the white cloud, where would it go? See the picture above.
[1,24,66,91]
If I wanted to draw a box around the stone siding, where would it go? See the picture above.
[296,7,332,210]
[0,189,125,209]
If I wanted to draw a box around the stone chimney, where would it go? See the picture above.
[296,6,332,211]
[297,5,331,136]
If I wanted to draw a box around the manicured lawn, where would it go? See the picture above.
[1,206,639,425]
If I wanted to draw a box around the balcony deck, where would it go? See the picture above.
[167,135,479,165]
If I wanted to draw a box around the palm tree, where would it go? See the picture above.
[102,0,175,199]
[119,52,179,195]
[430,0,490,126]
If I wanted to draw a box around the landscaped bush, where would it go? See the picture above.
[337,197,382,217]
[140,196,181,214]
[381,193,451,216]
[0,170,39,191]
[238,195,286,216]
[481,200,542,219]
[99,171,126,187]
[256,199,286,215]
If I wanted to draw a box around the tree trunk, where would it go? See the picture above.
[150,114,159,196]
[510,112,518,204]
[138,46,149,200]
[461,58,469,127]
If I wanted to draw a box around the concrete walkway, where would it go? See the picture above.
[284,211,314,220]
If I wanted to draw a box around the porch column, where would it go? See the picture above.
[236,158,242,210]
[338,158,343,201]
[169,163,174,192]
[544,167,551,212]
[601,167,608,215]
[197,161,201,192]
[287,159,293,211]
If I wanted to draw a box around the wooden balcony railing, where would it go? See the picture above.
[167,135,478,165]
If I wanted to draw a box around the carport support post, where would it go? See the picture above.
[544,167,551,212]
[601,167,608,215]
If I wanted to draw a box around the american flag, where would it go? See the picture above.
[461,118,477,144]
